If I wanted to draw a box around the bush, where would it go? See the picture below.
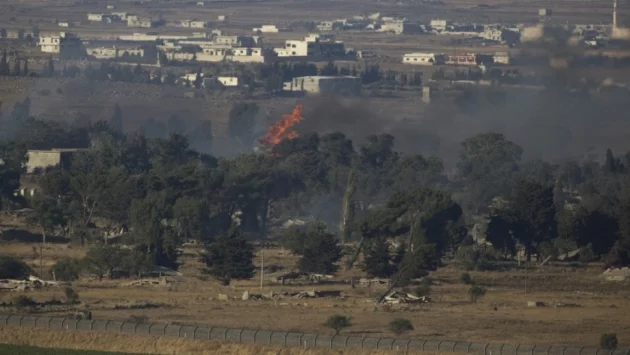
[413,285,431,297]
[389,318,414,335]
[0,256,32,279]
[455,246,497,271]
[324,314,352,335]
[64,287,80,304]
[50,258,82,281]
[600,333,618,349]
[460,272,474,284]
[468,285,487,303]
[13,295,37,310]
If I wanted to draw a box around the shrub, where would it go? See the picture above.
[324,314,351,335]
[455,246,497,271]
[50,258,82,281]
[64,287,80,304]
[13,295,37,310]
[0,256,32,279]
[413,285,431,297]
[468,285,487,303]
[389,318,414,335]
[460,272,474,285]
[127,315,149,323]
[600,333,618,349]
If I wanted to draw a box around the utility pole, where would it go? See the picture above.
[260,243,264,290]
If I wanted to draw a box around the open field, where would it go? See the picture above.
[1,239,629,347]
[0,325,445,355]
[0,343,143,355]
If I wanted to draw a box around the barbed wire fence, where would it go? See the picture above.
[0,313,628,354]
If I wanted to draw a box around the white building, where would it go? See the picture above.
[39,32,83,55]
[402,52,444,65]
[493,52,510,65]
[88,13,105,22]
[481,29,503,42]
[284,76,361,95]
[58,22,72,28]
[87,46,144,59]
[217,15,227,21]
[379,20,420,34]
[430,19,450,32]
[253,25,279,33]
[180,20,207,28]
[274,34,345,58]
[217,76,239,87]
[128,18,154,28]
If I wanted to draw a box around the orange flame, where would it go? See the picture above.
[260,104,303,146]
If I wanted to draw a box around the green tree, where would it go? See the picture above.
[173,196,208,242]
[50,258,82,281]
[228,102,259,148]
[17,29,25,40]
[389,318,414,335]
[201,224,255,285]
[0,28,7,39]
[324,315,351,335]
[361,237,396,278]
[0,256,31,279]
[30,196,66,245]
[83,244,126,280]
[509,179,557,258]
[600,333,618,349]
[468,285,487,302]
[297,221,342,274]
[111,103,123,133]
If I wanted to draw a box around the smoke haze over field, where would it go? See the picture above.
[274,86,630,170]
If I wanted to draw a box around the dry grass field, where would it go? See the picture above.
[0,325,444,355]
[1,237,629,348]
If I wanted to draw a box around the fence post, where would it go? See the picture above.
[500,344,505,355]
[299,333,304,348]
[90,320,95,331]
[438,340,443,353]
[18,315,24,326]
[105,320,111,332]
[33,316,39,327]
[120,322,125,333]
[562,347,566,355]
[193,326,198,339]
[362,337,366,349]
[239,329,244,343]
[422,340,428,351]
[179,325,183,338]
[533,345,537,355]
[253,330,260,343]
[269,331,273,344]
[331,335,335,349]
[148,323,155,335]
[134,322,139,334]
[596,349,602,355]
[579,347,584,355]
[408,340,413,352]
[284,332,289,346]
[516,345,521,355]
[377,338,382,349]
[223,328,229,340]
[346,336,350,348]
[454,342,458,352]
[208,327,214,340]
[314,334,319,348]
[61,318,66,330]
[468,343,473,353]
[548,346,552,355]
[485,343,490,355]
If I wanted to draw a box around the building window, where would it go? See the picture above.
[292,51,296,55]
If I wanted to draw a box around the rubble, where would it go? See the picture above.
[112,301,168,310]
[357,278,389,287]
[599,267,630,281]
[382,291,430,304]
[241,289,343,301]
[120,278,170,287]
[274,271,334,284]
[0,276,69,292]
[554,302,582,308]
[527,301,546,307]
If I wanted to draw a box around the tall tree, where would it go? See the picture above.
[509,179,557,258]
[111,104,123,133]
[297,221,343,274]
[228,102,258,148]
[201,223,255,285]
[362,237,397,278]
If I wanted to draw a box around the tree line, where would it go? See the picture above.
[0,100,629,285]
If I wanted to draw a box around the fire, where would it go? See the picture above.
[259,104,303,146]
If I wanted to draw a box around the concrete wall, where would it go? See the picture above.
[26,149,82,174]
